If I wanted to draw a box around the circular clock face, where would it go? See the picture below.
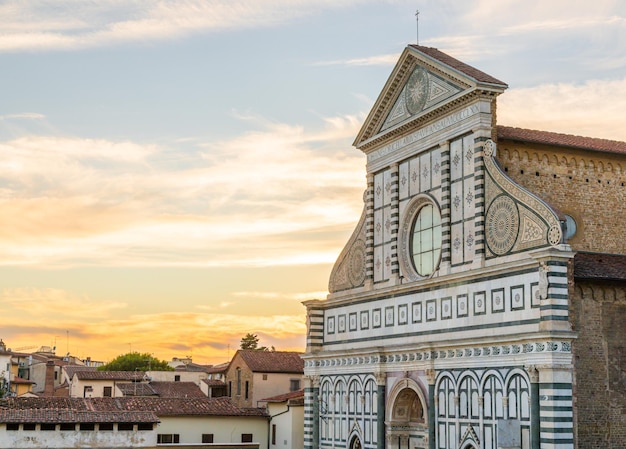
[404,66,429,114]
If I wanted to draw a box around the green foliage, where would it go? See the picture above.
[240,333,275,351]
[240,333,259,350]
[0,372,9,398]
[97,352,173,371]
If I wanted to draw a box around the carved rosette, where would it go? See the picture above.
[483,139,563,257]
[329,208,367,293]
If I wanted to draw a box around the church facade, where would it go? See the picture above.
[303,45,626,449]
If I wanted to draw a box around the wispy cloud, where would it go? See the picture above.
[0,0,374,52]
[498,77,626,141]
[313,53,400,67]
[0,288,306,363]
[0,113,365,268]
[0,113,46,120]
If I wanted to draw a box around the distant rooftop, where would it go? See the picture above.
[235,350,304,374]
[497,126,626,155]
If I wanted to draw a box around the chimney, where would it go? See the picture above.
[44,360,55,396]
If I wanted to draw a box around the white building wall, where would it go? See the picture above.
[155,415,268,449]
[0,425,155,448]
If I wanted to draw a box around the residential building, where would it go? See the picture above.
[260,389,305,449]
[225,350,304,408]
[0,396,269,448]
[302,44,626,449]
[69,370,144,398]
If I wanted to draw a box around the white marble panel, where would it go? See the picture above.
[374,208,383,246]
[374,172,384,209]
[399,161,409,200]
[451,222,464,265]
[464,219,475,263]
[463,134,474,177]
[463,177,475,220]
[409,156,420,196]
[431,186,442,205]
[432,148,442,188]
[420,152,431,192]
[383,169,392,206]
[451,180,463,223]
[374,245,383,282]
[383,205,392,243]
[450,138,463,182]
[383,243,393,280]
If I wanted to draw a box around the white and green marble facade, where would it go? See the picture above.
[303,46,575,449]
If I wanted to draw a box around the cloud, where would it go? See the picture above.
[0,112,365,268]
[313,53,400,67]
[0,113,46,121]
[0,308,306,363]
[498,77,626,141]
[0,0,374,52]
[0,287,126,318]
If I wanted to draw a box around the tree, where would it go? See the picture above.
[240,333,275,351]
[97,352,173,371]
[0,372,9,398]
[240,333,259,350]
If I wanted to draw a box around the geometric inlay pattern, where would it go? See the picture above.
[486,195,520,255]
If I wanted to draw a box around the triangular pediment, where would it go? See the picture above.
[354,45,507,151]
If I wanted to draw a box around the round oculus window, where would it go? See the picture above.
[409,203,442,277]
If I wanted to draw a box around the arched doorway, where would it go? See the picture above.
[387,383,427,449]
[349,435,362,449]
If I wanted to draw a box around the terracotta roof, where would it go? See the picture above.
[205,363,228,374]
[150,382,206,398]
[497,126,626,155]
[0,398,158,423]
[90,397,268,417]
[409,45,507,87]
[236,350,303,374]
[0,397,267,419]
[73,371,145,381]
[117,383,158,397]
[175,362,211,372]
[261,389,304,403]
[574,253,626,281]
[63,366,97,379]
[203,379,226,387]
[11,377,35,385]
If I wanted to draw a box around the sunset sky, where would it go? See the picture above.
[1,0,625,366]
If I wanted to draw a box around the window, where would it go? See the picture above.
[23,423,36,431]
[103,386,112,397]
[158,434,180,444]
[174,375,181,382]
[80,423,95,431]
[118,423,134,431]
[41,423,56,431]
[138,423,153,431]
[228,381,232,397]
[241,433,253,443]
[60,423,76,431]
[410,203,442,276]
[272,424,277,445]
[202,434,214,443]
[290,379,301,391]
[99,423,114,431]
[263,374,268,380]
[245,380,249,399]
[54,371,58,381]
[236,368,241,396]
[6,423,19,431]
[83,385,93,397]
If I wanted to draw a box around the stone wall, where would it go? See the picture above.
[496,141,626,254]
[570,280,626,449]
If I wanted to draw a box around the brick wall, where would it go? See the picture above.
[496,141,626,254]
[570,280,626,449]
